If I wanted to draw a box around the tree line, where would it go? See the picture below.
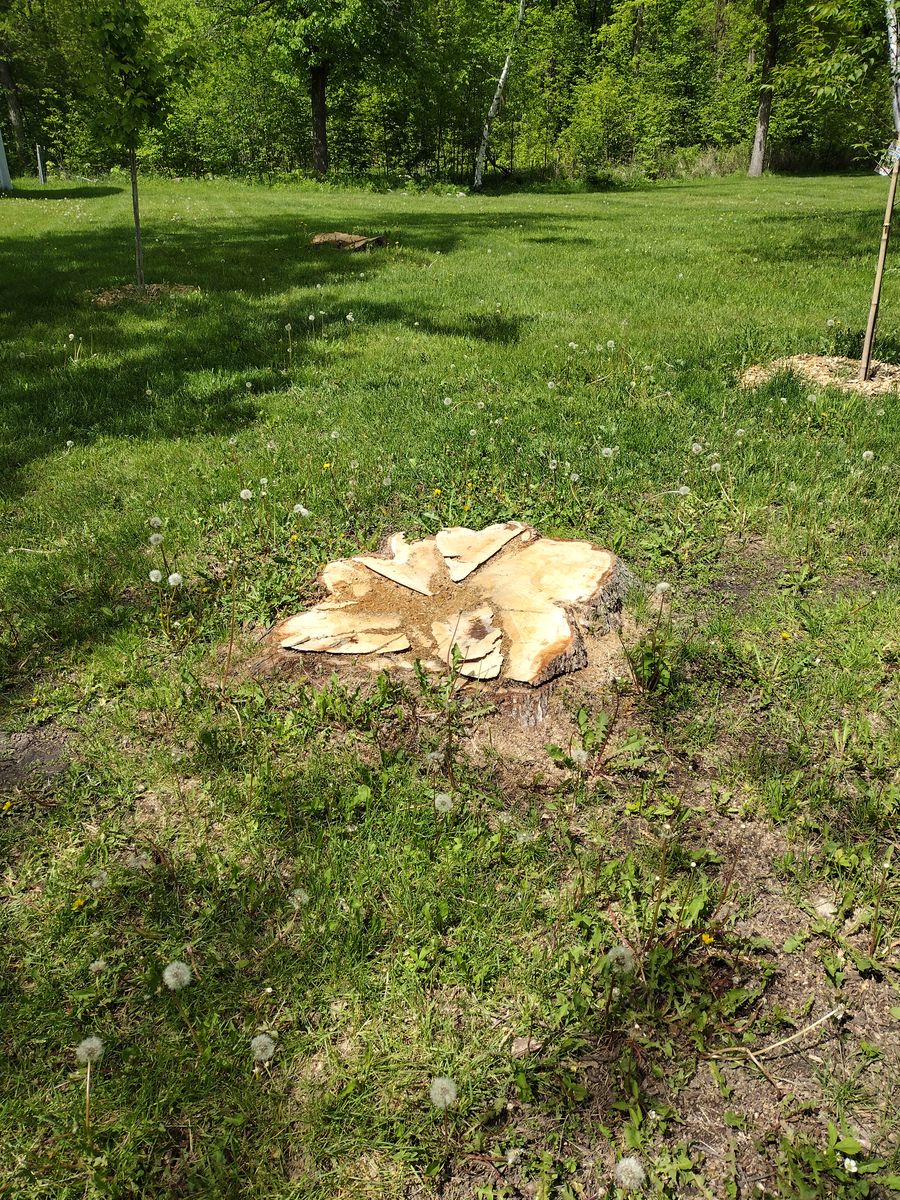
[0,0,894,185]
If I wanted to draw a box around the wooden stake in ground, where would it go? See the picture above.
[859,0,900,382]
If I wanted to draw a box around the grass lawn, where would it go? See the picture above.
[1,172,899,1199]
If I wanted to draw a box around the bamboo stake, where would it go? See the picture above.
[859,149,899,382]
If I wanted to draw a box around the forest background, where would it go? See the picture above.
[0,0,897,187]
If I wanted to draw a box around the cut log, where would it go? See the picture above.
[310,232,387,252]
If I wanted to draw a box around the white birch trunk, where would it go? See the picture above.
[888,0,900,135]
[473,0,527,190]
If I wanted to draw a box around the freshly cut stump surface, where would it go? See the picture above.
[275,524,628,710]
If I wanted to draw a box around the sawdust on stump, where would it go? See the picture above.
[269,522,630,725]
[310,231,387,252]
[741,353,900,396]
[93,283,200,307]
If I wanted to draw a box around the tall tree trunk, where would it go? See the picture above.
[748,0,784,177]
[0,57,27,160]
[129,146,145,289]
[474,0,527,190]
[310,63,329,176]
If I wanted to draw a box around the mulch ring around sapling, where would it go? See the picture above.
[741,353,900,395]
[92,283,201,307]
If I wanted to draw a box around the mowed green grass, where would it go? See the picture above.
[1,175,899,1199]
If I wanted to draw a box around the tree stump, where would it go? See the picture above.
[310,232,387,251]
[275,523,629,721]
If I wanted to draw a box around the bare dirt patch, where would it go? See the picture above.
[0,725,68,793]
[741,353,900,395]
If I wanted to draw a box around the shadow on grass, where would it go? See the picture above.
[2,185,126,200]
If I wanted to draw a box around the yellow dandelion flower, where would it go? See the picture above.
[290,533,298,542]
[434,488,442,496]
[323,462,331,470]
[2,800,12,812]
[72,897,86,911]
[701,932,713,945]
[780,631,791,640]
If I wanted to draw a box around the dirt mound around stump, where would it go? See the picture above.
[741,353,900,395]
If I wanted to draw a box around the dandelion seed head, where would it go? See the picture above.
[434,792,454,814]
[735,428,746,438]
[149,569,163,583]
[614,1155,647,1191]
[148,516,163,528]
[571,747,589,766]
[149,533,163,546]
[75,1036,104,1064]
[429,1076,457,1109]
[691,442,702,454]
[677,485,690,496]
[162,960,192,990]
[570,472,580,482]
[606,339,616,350]
[826,318,835,327]
[66,439,74,448]
[251,1033,276,1063]
[345,312,354,322]
[259,477,268,486]
[548,459,558,471]
[605,944,635,975]
[284,322,291,332]
[240,488,253,500]
[862,450,874,462]
[89,959,107,974]
[654,581,671,595]
[710,461,721,474]
[290,887,310,908]
[89,870,109,890]
[330,429,339,440]
[293,503,310,517]
[601,446,614,458]
[167,573,183,588]
[568,341,578,349]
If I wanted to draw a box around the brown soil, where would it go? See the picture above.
[0,725,68,794]
[93,283,200,307]
[741,353,900,396]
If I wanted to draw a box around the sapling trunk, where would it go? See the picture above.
[859,0,900,381]
[129,145,145,289]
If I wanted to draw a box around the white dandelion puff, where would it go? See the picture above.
[605,944,635,975]
[66,439,74,448]
[240,488,253,500]
[290,886,310,908]
[677,485,690,496]
[167,573,183,588]
[75,1036,104,1065]
[434,793,454,814]
[571,747,590,767]
[293,504,311,517]
[284,322,291,332]
[568,341,578,349]
[826,318,835,327]
[259,476,268,486]
[89,959,107,974]
[710,461,721,474]
[862,450,874,462]
[735,428,746,438]
[330,429,339,440]
[443,397,452,406]
[148,516,163,528]
[149,533,163,546]
[429,1076,457,1109]
[570,472,580,482]
[548,459,558,471]
[149,569,163,583]
[691,442,702,454]
[345,312,354,323]
[614,1155,647,1191]
[250,1033,276,1063]
[162,960,192,991]
[606,339,616,350]
[654,582,671,595]
[601,446,615,458]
